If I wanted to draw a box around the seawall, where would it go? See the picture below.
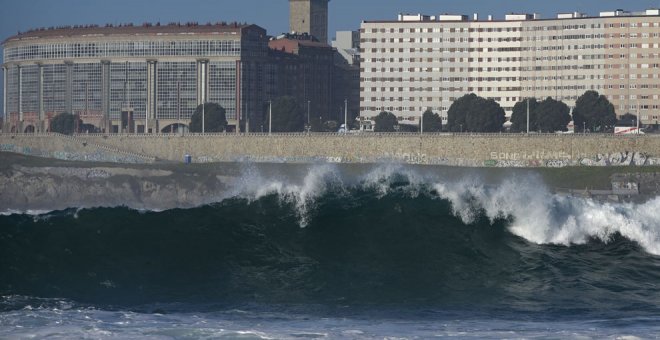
[2,133,660,167]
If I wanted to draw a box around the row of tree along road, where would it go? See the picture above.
[47,96,355,134]
[43,90,648,135]
[376,90,642,134]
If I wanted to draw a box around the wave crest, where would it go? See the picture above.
[433,174,660,255]
[228,163,660,255]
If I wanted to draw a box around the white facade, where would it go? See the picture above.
[359,9,660,127]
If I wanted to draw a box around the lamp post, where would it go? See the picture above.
[460,124,463,133]
[268,100,272,135]
[202,102,205,134]
[307,100,311,128]
[583,122,586,134]
[526,97,530,134]
[420,110,424,135]
[246,101,249,134]
[344,99,348,134]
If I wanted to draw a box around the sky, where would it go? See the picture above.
[2,0,660,112]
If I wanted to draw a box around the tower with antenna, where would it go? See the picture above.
[289,0,329,43]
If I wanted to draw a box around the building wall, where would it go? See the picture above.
[289,0,329,43]
[268,37,335,124]
[2,25,268,133]
[360,14,660,127]
[602,17,660,124]
[4,134,660,168]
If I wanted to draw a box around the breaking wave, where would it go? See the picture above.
[1,163,660,319]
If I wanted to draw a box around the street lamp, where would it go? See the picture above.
[344,99,348,134]
[420,110,424,135]
[202,102,205,134]
[268,100,272,135]
[583,122,586,134]
[307,100,311,128]
[526,97,530,134]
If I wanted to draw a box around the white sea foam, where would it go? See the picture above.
[433,175,660,256]
[3,161,659,256]
[360,163,427,198]
[226,163,660,255]
[0,209,55,216]
[229,163,343,227]
[1,301,658,340]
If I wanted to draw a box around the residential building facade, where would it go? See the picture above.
[360,9,660,127]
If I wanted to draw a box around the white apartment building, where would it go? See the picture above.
[360,9,660,126]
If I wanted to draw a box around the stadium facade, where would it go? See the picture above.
[360,9,660,127]
[2,23,269,133]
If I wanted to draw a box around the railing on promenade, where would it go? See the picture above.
[0,132,156,162]
[3,131,658,139]
[72,132,659,139]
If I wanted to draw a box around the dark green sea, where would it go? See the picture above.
[1,164,659,339]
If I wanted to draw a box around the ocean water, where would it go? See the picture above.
[1,164,660,339]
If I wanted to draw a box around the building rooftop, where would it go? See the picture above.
[4,22,264,44]
[270,33,333,51]
[369,8,660,23]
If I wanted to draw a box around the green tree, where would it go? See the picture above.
[470,97,506,132]
[446,93,475,132]
[617,113,639,127]
[398,124,418,132]
[374,111,398,132]
[447,93,505,132]
[421,109,443,132]
[447,93,506,132]
[573,91,616,133]
[509,98,539,132]
[80,123,101,133]
[535,97,572,133]
[190,103,227,133]
[269,96,305,132]
[50,112,81,135]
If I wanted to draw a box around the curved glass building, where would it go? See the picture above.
[2,23,268,133]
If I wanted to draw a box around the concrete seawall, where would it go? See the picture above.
[2,133,660,167]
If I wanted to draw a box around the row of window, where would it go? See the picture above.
[5,61,239,120]
[363,33,659,44]
[363,22,660,34]
[4,40,243,62]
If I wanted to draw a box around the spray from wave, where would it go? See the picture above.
[1,163,660,318]
[224,163,660,256]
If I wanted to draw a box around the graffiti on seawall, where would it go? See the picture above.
[483,152,660,168]
[0,143,150,164]
[578,152,656,166]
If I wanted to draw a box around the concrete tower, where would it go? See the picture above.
[289,0,329,43]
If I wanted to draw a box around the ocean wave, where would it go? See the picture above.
[3,163,660,256]
[433,176,660,256]
[223,163,660,256]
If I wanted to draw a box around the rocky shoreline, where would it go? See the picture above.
[2,152,660,213]
[0,153,239,213]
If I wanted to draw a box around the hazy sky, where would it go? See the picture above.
[2,0,659,110]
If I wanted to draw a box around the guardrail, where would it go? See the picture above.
[56,133,157,162]
[3,131,658,139]
[0,132,156,162]
[71,132,659,139]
